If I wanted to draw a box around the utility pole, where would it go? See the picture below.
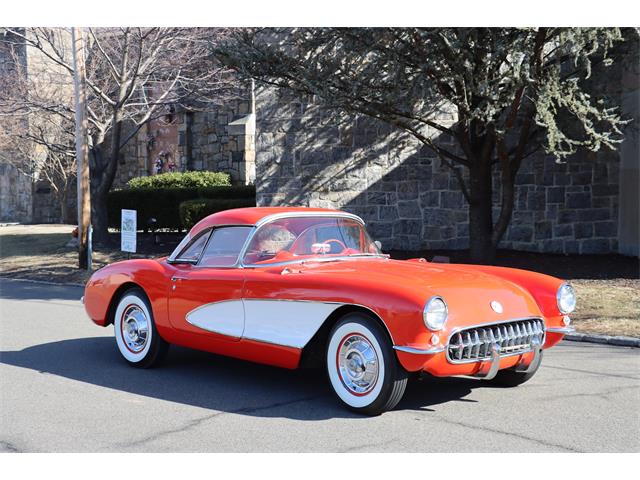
[71,27,91,270]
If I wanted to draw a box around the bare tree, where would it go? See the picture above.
[0,113,77,223]
[1,27,238,243]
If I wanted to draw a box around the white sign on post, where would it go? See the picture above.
[121,209,137,253]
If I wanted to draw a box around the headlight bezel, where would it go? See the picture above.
[556,283,576,314]
[423,296,448,331]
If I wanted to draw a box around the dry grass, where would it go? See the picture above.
[570,279,640,337]
[0,224,148,285]
[1,224,638,337]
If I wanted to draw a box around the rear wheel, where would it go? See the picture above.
[113,287,168,368]
[326,313,407,416]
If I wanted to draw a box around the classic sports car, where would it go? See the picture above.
[84,207,576,415]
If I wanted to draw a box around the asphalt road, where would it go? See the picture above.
[1,277,638,453]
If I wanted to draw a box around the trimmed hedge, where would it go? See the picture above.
[126,171,231,189]
[179,198,257,229]
[107,185,256,230]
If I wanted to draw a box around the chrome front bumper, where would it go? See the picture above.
[546,326,575,334]
[393,345,446,355]
[474,337,542,380]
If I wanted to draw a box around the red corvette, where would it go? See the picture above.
[84,207,576,415]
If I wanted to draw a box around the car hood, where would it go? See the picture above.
[294,257,544,327]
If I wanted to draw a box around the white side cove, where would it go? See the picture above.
[186,300,245,338]
[185,299,343,349]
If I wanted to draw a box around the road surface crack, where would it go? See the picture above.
[342,438,399,452]
[429,416,583,452]
[114,393,326,449]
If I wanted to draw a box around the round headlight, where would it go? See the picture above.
[424,296,448,331]
[557,283,576,314]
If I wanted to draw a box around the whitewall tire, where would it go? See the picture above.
[113,288,168,368]
[326,313,407,415]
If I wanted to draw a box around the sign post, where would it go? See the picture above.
[121,209,137,256]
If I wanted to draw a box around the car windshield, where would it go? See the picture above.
[242,216,382,265]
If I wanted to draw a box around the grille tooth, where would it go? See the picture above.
[447,319,545,363]
[471,331,481,358]
[501,326,509,349]
[479,329,489,358]
[507,325,515,347]
[463,332,472,359]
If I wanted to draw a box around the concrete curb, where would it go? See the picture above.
[564,332,640,348]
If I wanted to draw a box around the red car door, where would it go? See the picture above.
[167,226,252,342]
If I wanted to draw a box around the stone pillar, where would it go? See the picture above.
[227,113,256,185]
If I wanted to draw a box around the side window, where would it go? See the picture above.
[175,230,210,262]
[199,226,253,267]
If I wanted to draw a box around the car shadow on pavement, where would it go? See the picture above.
[0,336,479,419]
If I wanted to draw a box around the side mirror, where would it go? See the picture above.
[374,240,382,251]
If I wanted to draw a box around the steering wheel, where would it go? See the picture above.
[322,238,348,253]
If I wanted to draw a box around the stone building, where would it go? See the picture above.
[0,28,76,225]
[114,98,256,188]
[3,30,638,258]
[112,62,638,257]
[0,29,33,223]
[250,55,639,257]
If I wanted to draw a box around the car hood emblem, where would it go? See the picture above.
[490,301,503,313]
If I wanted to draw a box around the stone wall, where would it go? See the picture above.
[0,163,33,223]
[254,77,635,254]
[0,30,32,223]
[31,179,77,224]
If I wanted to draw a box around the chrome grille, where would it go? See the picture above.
[447,318,545,363]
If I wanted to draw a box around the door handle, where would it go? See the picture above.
[170,275,188,291]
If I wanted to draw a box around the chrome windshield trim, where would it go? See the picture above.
[169,225,256,267]
[546,326,576,334]
[167,233,192,262]
[393,345,446,355]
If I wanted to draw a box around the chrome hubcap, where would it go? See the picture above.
[121,305,149,353]
[337,334,379,395]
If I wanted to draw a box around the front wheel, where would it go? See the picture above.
[113,287,168,368]
[326,313,407,416]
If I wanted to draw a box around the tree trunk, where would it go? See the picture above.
[90,115,123,246]
[89,141,111,246]
[468,162,496,264]
[91,187,110,245]
[58,189,70,224]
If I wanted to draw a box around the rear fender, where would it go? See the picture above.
[83,259,171,332]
